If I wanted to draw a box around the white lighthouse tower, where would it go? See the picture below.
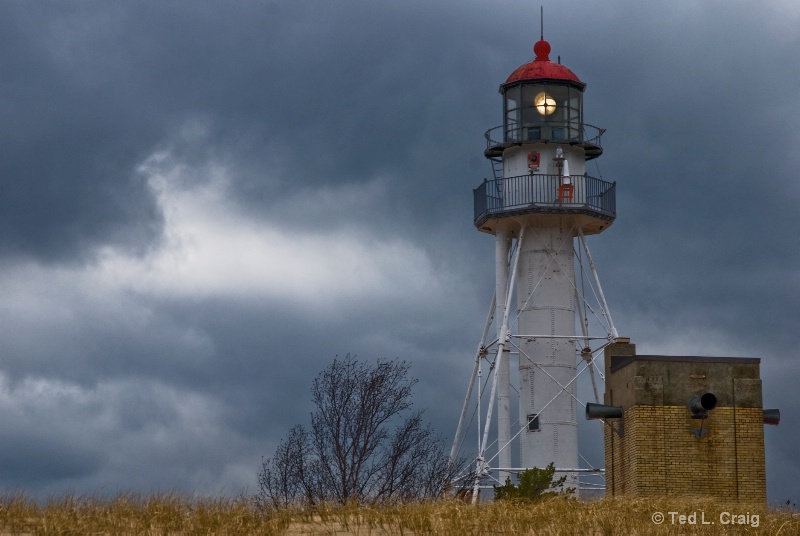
[451,36,618,499]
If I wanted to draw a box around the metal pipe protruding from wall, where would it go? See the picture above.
[763,408,781,426]
[585,402,623,420]
[689,393,718,419]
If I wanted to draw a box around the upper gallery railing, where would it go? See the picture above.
[483,122,605,159]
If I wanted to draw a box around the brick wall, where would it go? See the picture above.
[605,405,766,502]
[602,349,767,503]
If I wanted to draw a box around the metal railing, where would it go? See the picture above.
[484,122,605,149]
[473,173,616,225]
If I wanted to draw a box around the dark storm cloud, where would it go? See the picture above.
[0,3,162,262]
[0,0,796,502]
[0,1,299,261]
[0,432,102,485]
[0,1,497,262]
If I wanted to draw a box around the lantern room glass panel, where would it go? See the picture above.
[504,86,521,141]
[568,88,581,140]
[503,82,583,143]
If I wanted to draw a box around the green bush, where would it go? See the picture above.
[493,463,575,501]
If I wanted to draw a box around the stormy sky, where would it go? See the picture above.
[0,0,797,501]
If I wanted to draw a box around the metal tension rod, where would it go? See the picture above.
[450,291,496,467]
[577,229,618,339]
[472,226,525,504]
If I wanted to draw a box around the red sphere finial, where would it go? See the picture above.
[504,39,583,85]
[533,39,551,61]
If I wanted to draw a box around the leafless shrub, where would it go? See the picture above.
[257,355,458,507]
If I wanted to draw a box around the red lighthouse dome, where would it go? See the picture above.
[504,39,584,87]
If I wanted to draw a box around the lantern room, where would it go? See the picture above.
[502,39,585,144]
[484,39,602,160]
[502,82,583,143]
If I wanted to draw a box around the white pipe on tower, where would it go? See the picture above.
[495,229,512,483]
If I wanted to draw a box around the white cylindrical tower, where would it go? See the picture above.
[472,38,616,490]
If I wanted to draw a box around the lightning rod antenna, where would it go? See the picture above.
[540,6,544,40]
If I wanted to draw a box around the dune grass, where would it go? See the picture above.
[0,493,797,534]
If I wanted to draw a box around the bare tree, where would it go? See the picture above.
[258,355,457,507]
[257,425,316,509]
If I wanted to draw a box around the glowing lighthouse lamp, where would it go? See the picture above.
[450,36,619,501]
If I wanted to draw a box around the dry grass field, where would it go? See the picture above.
[0,493,797,535]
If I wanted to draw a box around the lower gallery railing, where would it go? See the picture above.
[474,174,616,224]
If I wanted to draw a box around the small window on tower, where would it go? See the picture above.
[527,414,540,432]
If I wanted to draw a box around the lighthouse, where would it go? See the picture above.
[451,36,618,498]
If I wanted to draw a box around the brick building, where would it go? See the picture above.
[600,339,771,502]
